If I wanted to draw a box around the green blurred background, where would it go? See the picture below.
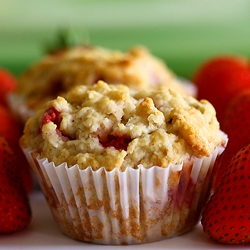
[1,0,250,79]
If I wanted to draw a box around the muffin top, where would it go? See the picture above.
[15,45,190,111]
[21,81,223,171]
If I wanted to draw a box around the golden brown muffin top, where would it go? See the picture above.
[21,81,223,171]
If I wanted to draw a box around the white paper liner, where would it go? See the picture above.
[22,132,227,245]
[7,93,35,125]
[176,77,197,97]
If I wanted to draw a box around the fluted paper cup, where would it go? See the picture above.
[22,132,227,245]
[7,93,35,125]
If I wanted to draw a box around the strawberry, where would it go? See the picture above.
[0,135,31,233]
[214,90,250,188]
[99,134,132,151]
[192,55,250,124]
[0,105,33,193]
[201,144,250,245]
[0,68,17,108]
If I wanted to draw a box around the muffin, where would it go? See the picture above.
[20,81,226,244]
[9,45,195,124]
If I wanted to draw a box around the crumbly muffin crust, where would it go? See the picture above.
[16,45,189,111]
[21,81,222,171]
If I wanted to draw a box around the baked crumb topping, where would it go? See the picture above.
[21,81,222,171]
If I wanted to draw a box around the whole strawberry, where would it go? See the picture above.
[201,144,250,244]
[0,68,17,108]
[0,135,31,233]
[192,55,250,124]
[214,90,250,188]
[0,104,33,193]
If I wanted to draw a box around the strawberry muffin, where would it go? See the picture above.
[9,45,195,124]
[20,81,226,244]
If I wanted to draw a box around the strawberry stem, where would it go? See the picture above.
[44,26,90,54]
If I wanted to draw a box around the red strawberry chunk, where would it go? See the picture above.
[99,134,131,151]
[40,107,75,141]
[42,107,61,126]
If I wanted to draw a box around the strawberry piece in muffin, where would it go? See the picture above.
[99,134,132,151]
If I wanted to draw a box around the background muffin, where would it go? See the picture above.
[21,81,226,244]
[9,45,195,124]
